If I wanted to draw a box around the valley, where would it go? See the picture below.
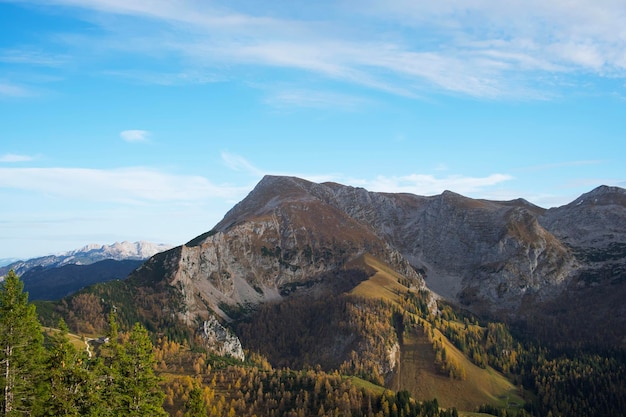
[4,176,626,416]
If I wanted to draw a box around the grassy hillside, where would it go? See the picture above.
[350,255,524,413]
[392,326,522,411]
[43,326,91,354]
[348,255,408,302]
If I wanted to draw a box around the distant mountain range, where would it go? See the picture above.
[0,241,172,278]
[0,258,19,268]
[1,241,172,300]
[21,259,146,301]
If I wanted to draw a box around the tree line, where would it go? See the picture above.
[0,270,166,416]
[3,270,463,417]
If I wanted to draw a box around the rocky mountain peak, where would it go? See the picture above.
[540,185,626,248]
[569,184,626,207]
[214,175,319,232]
[131,177,626,347]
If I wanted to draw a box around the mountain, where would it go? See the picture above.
[107,176,623,348]
[159,175,428,323]
[22,259,145,301]
[36,176,626,416]
[1,241,173,278]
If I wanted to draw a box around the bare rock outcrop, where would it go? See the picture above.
[200,316,245,361]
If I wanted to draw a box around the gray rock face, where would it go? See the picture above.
[257,178,578,313]
[200,316,245,361]
[138,175,626,347]
[166,176,428,323]
[539,185,626,288]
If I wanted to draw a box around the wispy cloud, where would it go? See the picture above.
[0,82,32,97]
[220,149,513,196]
[0,49,68,66]
[356,173,513,196]
[120,130,150,142]
[102,69,222,86]
[264,88,369,110]
[14,0,626,100]
[221,152,266,177]
[0,153,37,163]
[0,167,247,203]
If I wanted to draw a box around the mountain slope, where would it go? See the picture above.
[121,176,625,349]
[35,176,626,416]
[22,259,144,301]
[520,185,626,347]
[142,176,427,325]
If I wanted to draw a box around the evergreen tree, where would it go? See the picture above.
[92,316,166,416]
[118,322,167,416]
[0,270,46,416]
[91,311,124,416]
[184,384,209,417]
[45,319,95,416]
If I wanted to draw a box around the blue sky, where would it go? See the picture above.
[1,0,625,260]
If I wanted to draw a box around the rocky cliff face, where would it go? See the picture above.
[162,176,427,324]
[232,177,579,314]
[200,316,245,361]
[540,185,626,286]
[133,175,626,348]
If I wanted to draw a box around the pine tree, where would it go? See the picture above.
[184,384,209,417]
[0,270,46,416]
[118,323,167,416]
[45,319,95,416]
[91,311,124,416]
[92,316,167,416]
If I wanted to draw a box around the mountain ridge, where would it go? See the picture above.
[142,176,625,347]
[1,240,173,278]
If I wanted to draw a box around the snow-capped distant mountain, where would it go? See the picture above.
[65,241,173,262]
[0,241,173,277]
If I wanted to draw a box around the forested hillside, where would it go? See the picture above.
[30,258,626,417]
[0,271,166,416]
[6,270,468,417]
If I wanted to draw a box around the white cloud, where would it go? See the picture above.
[120,129,150,142]
[0,167,248,203]
[221,152,265,177]
[360,173,513,196]
[10,0,626,99]
[0,153,36,163]
[0,82,31,97]
[264,88,369,110]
